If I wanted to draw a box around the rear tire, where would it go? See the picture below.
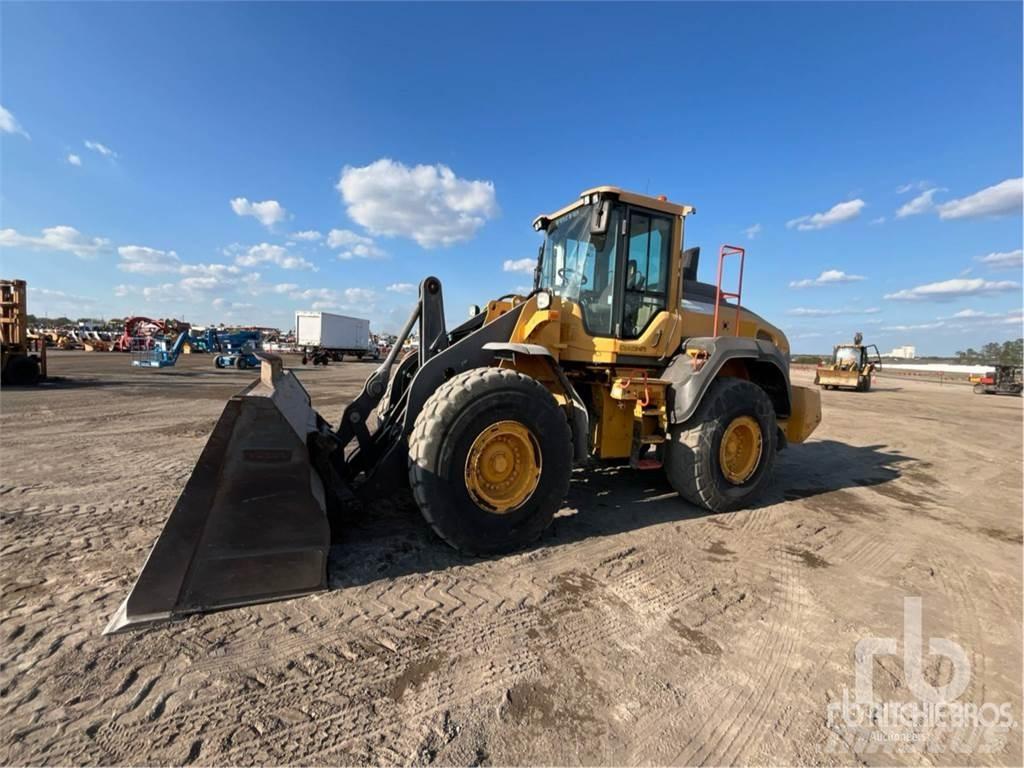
[215,358,224,369]
[236,356,247,370]
[408,367,572,555]
[3,356,40,386]
[665,378,777,513]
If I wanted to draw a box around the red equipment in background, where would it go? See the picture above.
[112,317,166,352]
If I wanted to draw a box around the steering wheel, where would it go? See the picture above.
[557,268,588,285]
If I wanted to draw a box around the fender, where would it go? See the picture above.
[482,342,590,464]
[663,336,792,424]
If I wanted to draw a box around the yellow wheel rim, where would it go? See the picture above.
[464,420,542,514]
[719,415,763,485]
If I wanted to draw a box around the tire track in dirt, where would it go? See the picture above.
[50,535,698,764]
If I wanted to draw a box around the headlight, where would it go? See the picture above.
[536,291,551,310]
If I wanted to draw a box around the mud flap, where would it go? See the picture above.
[105,356,331,634]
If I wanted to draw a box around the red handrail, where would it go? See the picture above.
[713,245,745,337]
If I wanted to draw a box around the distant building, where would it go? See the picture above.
[886,345,916,359]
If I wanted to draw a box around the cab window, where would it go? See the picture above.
[623,211,671,338]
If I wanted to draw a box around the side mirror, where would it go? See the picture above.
[533,242,544,290]
[590,198,612,235]
[468,304,481,318]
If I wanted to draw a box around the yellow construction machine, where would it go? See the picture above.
[814,332,881,391]
[1,279,47,385]
[108,186,822,633]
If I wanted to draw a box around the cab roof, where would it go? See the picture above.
[533,186,696,230]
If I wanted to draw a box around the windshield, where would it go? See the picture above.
[538,203,620,335]
[834,346,860,365]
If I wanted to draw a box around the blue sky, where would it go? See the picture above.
[1,2,1021,355]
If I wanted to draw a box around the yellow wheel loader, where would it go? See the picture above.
[107,187,822,633]
[814,332,881,392]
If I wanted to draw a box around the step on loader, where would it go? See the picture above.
[107,186,822,633]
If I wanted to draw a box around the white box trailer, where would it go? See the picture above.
[294,311,371,360]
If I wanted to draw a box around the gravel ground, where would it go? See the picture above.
[1,351,1020,766]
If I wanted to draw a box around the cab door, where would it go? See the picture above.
[617,209,673,341]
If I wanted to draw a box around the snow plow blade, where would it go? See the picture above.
[105,356,331,634]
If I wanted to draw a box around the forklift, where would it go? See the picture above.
[973,365,1023,396]
[1,279,47,386]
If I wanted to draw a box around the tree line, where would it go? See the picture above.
[954,338,1023,366]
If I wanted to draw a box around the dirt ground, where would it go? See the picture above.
[1,352,1021,766]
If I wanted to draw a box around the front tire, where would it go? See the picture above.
[408,367,572,555]
[3,356,40,385]
[665,378,777,513]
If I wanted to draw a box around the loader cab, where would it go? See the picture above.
[832,344,881,371]
[533,188,691,341]
[833,345,862,369]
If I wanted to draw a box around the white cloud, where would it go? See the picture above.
[67,153,82,167]
[786,199,865,231]
[939,308,1023,327]
[789,269,866,288]
[744,223,762,239]
[0,225,109,258]
[32,287,97,311]
[178,265,245,294]
[0,105,29,138]
[895,188,943,218]
[786,306,880,317]
[946,308,999,320]
[179,262,243,281]
[870,217,886,225]
[326,228,386,260]
[293,287,337,302]
[212,298,253,312]
[230,197,289,229]
[884,277,1020,301]
[977,249,1023,271]
[344,287,376,304]
[882,321,947,332]
[896,181,931,194]
[291,230,323,241]
[273,282,299,294]
[289,286,376,311]
[118,262,247,302]
[84,140,117,158]
[337,158,498,248]
[113,282,179,302]
[117,245,183,274]
[233,243,315,271]
[503,257,536,274]
[387,282,417,294]
[937,177,1023,220]
[179,276,226,293]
